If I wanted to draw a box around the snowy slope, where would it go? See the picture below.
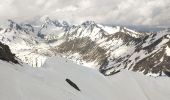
[0,57,116,100]
[0,57,170,100]
[108,70,170,100]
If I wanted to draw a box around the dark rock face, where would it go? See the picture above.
[0,42,18,64]
[133,48,165,75]
[66,78,81,91]
[163,71,170,77]
[21,24,34,33]
[56,37,108,66]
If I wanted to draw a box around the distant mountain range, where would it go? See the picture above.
[0,16,170,77]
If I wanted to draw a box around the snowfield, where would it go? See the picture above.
[0,56,170,100]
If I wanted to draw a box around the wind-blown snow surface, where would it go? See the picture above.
[0,57,170,100]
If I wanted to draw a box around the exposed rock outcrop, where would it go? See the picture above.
[0,42,18,64]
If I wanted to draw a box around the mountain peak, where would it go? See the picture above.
[40,16,70,28]
[81,21,96,27]
[62,21,69,27]
[7,20,22,30]
[40,15,51,23]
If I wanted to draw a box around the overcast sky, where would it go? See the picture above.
[0,0,170,26]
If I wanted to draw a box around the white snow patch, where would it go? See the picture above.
[165,46,170,56]
[112,45,135,58]
[97,24,120,34]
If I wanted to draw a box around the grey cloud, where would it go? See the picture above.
[0,0,170,26]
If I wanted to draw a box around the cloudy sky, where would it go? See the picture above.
[0,0,170,26]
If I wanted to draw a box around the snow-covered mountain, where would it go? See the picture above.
[0,17,170,77]
[1,17,170,100]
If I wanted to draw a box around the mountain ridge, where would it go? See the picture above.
[0,17,170,76]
